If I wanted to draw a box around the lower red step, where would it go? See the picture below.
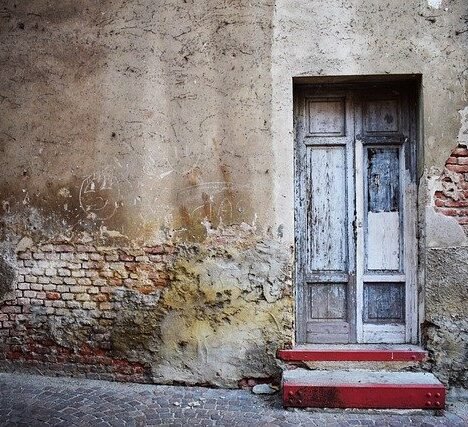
[282,369,445,409]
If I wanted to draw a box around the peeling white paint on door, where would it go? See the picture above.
[427,0,443,9]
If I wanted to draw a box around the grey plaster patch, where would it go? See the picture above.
[426,207,467,247]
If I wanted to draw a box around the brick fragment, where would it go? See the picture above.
[2,306,21,314]
[71,270,85,278]
[55,244,74,252]
[82,302,97,310]
[24,291,37,298]
[52,301,66,308]
[445,164,468,173]
[119,254,135,262]
[58,268,71,277]
[77,245,95,252]
[66,301,81,309]
[18,252,32,260]
[45,268,57,277]
[46,292,61,300]
[99,302,112,310]
[452,147,468,157]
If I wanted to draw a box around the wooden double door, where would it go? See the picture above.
[295,84,418,344]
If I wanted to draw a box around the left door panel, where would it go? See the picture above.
[295,89,355,344]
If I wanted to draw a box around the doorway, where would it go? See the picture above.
[294,82,419,344]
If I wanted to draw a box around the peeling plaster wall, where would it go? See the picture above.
[0,0,467,388]
[0,0,292,388]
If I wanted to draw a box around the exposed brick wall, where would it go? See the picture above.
[0,243,178,382]
[434,145,468,232]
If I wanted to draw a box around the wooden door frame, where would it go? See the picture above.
[294,80,420,345]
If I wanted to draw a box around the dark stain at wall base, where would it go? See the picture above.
[0,258,15,301]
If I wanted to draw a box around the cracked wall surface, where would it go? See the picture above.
[0,0,467,388]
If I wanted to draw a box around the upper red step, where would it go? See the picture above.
[278,345,427,362]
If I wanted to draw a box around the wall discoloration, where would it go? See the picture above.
[0,0,275,241]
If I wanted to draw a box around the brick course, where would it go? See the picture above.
[434,145,468,230]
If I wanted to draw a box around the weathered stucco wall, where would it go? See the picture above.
[0,0,292,387]
[271,0,468,388]
[0,0,467,388]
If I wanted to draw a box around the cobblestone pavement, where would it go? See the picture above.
[0,373,467,426]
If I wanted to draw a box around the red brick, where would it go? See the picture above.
[445,164,468,173]
[91,294,109,302]
[119,253,135,261]
[446,156,458,165]
[457,157,468,165]
[440,199,468,208]
[46,292,61,300]
[144,246,166,255]
[436,208,462,216]
[452,147,468,157]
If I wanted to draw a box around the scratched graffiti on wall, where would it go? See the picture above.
[79,172,120,221]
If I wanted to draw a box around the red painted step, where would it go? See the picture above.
[282,369,445,409]
[278,345,427,362]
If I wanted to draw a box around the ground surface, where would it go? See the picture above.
[0,373,467,426]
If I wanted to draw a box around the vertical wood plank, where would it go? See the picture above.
[307,146,347,272]
[355,134,365,343]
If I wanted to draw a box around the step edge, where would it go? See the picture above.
[282,382,445,389]
[277,348,427,362]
